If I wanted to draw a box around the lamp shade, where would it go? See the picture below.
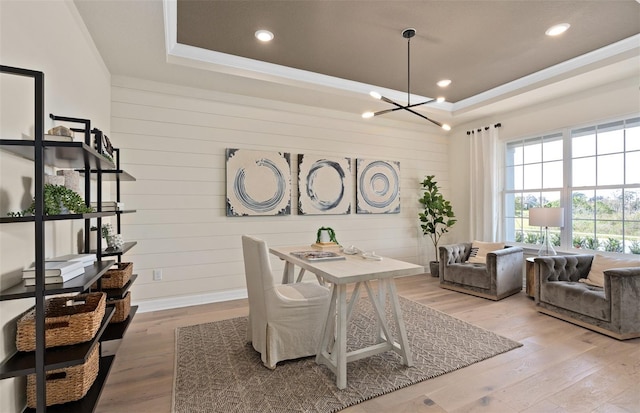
[529,207,564,227]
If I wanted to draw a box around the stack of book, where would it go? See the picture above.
[90,201,124,211]
[22,254,96,286]
[47,253,97,267]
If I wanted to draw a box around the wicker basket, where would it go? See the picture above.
[109,291,131,323]
[26,344,99,408]
[92,262,133,290]
[16,292,106,352]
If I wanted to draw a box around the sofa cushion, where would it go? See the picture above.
[467,241,505,264]
[540,281,609,321]
[580,254,640,288]
[443,263,491,289]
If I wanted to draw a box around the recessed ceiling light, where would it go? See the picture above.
[545,23,570,36]
[255,29,274,42]
[437,79,451,88]
[436,97,446,103]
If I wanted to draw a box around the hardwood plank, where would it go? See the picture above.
[95,274,640,413]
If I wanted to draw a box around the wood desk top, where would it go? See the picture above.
[269,245,425,285]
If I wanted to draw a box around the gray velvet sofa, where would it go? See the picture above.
[439,243,524,300]
[534,255,640,340]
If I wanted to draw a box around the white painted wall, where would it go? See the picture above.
[0,1,111,411]
[448,75,640,243]
[111,76,450,311]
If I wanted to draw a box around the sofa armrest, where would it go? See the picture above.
[486,246,524,275]
[439,243,473,265]
[605,267,640,336]
[486,247,524,295]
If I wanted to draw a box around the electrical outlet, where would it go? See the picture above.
[153,269,162,281]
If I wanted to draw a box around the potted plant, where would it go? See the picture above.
[7,184,93,217]
[418,175,456,277]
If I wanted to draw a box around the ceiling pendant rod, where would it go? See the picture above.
[361,27,451,131]
[407,29,411,106]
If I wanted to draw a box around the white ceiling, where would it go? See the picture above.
[74,0,640,128]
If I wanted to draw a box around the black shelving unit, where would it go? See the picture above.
[0,65,138,412]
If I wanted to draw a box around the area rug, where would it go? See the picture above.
[172,296,521,413]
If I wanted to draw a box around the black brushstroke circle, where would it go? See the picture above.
[234,158,286,213]
[306,160,346,211]
[359,161,399,209]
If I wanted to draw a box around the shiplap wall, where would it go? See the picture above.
[110,76,451,310]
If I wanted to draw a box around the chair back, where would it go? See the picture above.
[241,235,276,316]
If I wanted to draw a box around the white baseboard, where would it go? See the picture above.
[134,288,248,313]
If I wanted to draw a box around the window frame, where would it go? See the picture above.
[503,115,640,255]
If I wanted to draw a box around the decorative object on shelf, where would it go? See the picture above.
[44,174,65,186]
[298,154,352,215]
[361,28,451,131]
[6,184,94,217]
[225,148,291,216]
[418,175,456,277]
[57,169,81,193]
[15,292,106,351]
[356,159,401,214]
[93,128,114,162]
[529,207,564,256]
[107,233,124,250]
[26,345,99,408]
[47,125,73,137]
[100,222,124,250]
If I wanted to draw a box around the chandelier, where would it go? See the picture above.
[362,28,451,131]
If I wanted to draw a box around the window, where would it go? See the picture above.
[504,116,640,254]
[505,133,563,247]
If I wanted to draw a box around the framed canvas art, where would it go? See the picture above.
[226,148,291,216]
[356,159,400,214]
[298,155,352,215]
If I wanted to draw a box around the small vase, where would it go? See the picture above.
[319,230,331,243]
[107,234,124,250]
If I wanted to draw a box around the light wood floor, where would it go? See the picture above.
[95,275,640,413]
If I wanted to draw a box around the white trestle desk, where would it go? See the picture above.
[269,245,425,389]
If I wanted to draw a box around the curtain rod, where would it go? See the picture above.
[466,122,502,135]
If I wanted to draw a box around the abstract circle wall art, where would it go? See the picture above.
[298,155,352,215]
[356,159,401,214]
[226,148,291,216]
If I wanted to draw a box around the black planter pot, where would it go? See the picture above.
[429,261,439,277]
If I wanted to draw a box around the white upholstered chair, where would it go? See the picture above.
[241,235,330,368]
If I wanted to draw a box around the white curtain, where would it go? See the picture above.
[469,125,502,241]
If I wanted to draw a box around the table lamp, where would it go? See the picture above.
[529,207,564,256]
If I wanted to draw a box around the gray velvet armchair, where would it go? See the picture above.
[438,242,524,300]
[534,255,640,340]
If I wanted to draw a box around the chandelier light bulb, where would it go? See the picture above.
[442,124,451,131]
[369,91,382,100]
[362,112,375,119]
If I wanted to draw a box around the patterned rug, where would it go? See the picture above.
[172,296,521,413]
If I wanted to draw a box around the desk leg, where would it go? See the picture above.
[281,261,295,284]
[334,283,348,389]
[386,279,413,366]
[376,280,388,342]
